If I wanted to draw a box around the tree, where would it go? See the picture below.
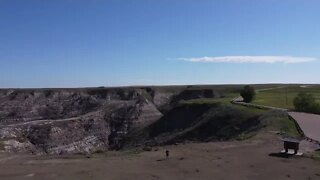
[293,92,320,113]
[240,85,255,103]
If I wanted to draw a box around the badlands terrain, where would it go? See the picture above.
[0,85,319,180]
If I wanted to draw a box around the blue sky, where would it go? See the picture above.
[1,0,320,88]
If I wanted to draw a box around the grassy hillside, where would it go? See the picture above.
[125,102,301,148]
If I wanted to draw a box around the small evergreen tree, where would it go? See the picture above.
[240,85,255,103]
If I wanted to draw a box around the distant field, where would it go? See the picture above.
[151,84,320,111]
[253,85,320,110]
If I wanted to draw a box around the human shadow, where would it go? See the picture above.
[156,158,166,162]
[269,152,294,158]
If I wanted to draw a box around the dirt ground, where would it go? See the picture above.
[0,133,319,180]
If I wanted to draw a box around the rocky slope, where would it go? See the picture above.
[0,86,224,154]
[0,88,160,154]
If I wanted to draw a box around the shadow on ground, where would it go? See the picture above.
[269,152,295,158]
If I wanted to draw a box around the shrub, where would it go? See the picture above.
[293,92,320,114]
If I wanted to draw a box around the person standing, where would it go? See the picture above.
[165,149,169,159]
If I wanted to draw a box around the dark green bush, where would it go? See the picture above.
[293,92,320,114]
[240,85,255,103]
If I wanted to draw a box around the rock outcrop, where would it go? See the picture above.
[0,88,164,154]
[0,86,228,154]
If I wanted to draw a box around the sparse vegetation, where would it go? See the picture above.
[311,151,320,160]
[127,102,299,147]
[259,110,301,137]
[44,90,53,98]
[0,141,5,150]
[179,98,221,105]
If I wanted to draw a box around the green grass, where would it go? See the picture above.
[179,98,221,105]
[269,117,300,137]
[159,103,267,142]
[259,110,301,137]
[252,85,320,110]
[234,107,300,137]
[179,94,268,117]
[312,151,320,160]
[179,92,239,105]
[177,86,303,138]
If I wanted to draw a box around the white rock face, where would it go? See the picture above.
[47,136,104,154]
[153,92,175,108]
[135,101,163,127]
[3,140,35,153]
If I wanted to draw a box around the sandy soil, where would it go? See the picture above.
[0,133,319,180]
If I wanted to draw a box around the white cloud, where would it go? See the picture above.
[178,56,317,64]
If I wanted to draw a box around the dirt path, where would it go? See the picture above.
[0,107,109,128]
[0,117,80,127]
[0,100,132,128]
[256,86,287,92]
